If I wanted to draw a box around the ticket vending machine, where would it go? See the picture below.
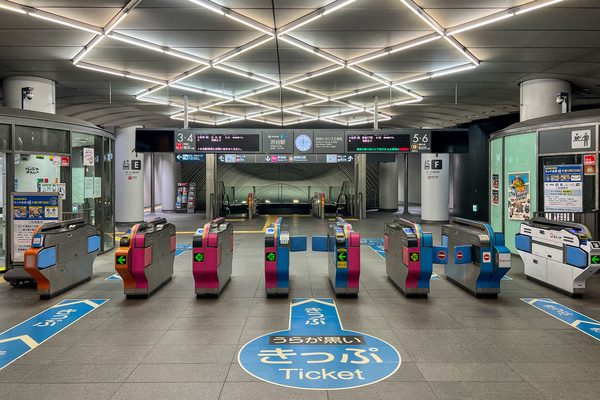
[384,217,447,297]
[24,219,100,299]
[193,217,233,297]
[441,217,511,298]
[115,217,176,298]
[265,217,307,297]
[312,217,360,297]
[516,217,600,297]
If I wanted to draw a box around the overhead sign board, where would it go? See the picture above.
[314,131,346,154]
[238,298,401,390]
[263,131,293,154]
[196,133,261,153]
[539,126,596,155]
[217,154,354,164]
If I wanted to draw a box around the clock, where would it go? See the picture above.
[295,134,312,152]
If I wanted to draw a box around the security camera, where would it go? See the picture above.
[22,87,34,100]
[556,92,567,104]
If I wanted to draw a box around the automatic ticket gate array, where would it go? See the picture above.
[384,217,447,297]
[115,217,176,298]
[442,218,511,298]
[24,219,100,299]
[516,217,600,297]
[312,217,361,297]
[193,217,233,297]
[265,217,307,297]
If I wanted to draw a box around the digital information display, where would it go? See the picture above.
[216,154,354,164]
[346,133,411,153]
[196,134,261,153]
[314,131,345,154]
[263,131,293,154]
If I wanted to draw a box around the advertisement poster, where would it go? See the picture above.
[492,174,499,189]
[543,165,583,212]
[11,193,61,263]
[492,190,499,206]
[508,172,530,220]
[84,177,94,199]
[83,148,94,166]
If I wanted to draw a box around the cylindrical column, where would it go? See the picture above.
[115,126,144,223]
[2,76,56,113]
[519,78,571,122]
[161,153,181,211]
[421,153,449,222]
[379,155,399,212]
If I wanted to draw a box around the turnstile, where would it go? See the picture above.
[24,219,100,299]
[115,217,176,298]
[193,217,233,297]
[516,217,600,297]
[265,217,307,297]
[325,217,360,297]
[442,217,511,298]
[384,217,447,297]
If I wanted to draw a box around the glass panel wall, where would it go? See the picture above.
[0,125,7,269]
[15,126,69,154]
[71,132,98,226]
[103,137,115,251]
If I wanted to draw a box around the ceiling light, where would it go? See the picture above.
[431,63,477,78]
[278,14,322,37]
[515,0,563,15]
[347,66,391,86]
[170,83,234,100]
[444,36,480,65]
[397,74,431,85]
[447,12,514,36]
[277,35,345,65]
[320,118,349,126]
[199,100,230,111]
[391,85,424,100]
[216,117,245,125]
[347,50,389,66]
[72,35,105,64]
[389,34,441,53]
[126,74,167,85]
[138,98,169,105]
[108,32,165,53]
[283,65,344,87]
[169,65,211,85]
[225,13,274,36]
[29,10,102,35]
[171,115,216,126]
[235,85,279,101]
[104,11,128,34]
[323,0,357,15]
[214,64,279,86]
[76,63,126,77]
[399,0,445,35]
[213,35,273,65]
[247,118,283,126]
[331,84,388,101]
[284,86,330,101]
[246,109,281,118]
[188,0,225,15]
[0,2,25,14]
[165,48,210,65]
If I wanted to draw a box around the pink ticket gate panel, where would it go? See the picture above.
[193,217,233,297]
[116,217,176,298]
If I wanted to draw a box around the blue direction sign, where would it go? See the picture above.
[522,298,600,342]
[0,299,108,370]
[106,273,122,281]
[239,298,401,390]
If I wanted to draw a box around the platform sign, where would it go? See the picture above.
[522,298,600,342]
[239,299,400,390]
[0,299,108,371]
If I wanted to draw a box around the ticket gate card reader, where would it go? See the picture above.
[442,218,511,298]
[115,217,176,298]
[312,217,360,297]
[193,217,233,297]
[265,217,307,297]
[516,217,600,297]
[384,217,447,297]
[24,218,100,299]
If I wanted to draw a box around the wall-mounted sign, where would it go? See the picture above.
[543,165,583,212]
[83,148,94,166]
[507,172,530,221]
[539,125,596,155]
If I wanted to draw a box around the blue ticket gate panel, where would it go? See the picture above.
[115,217,176,298]
[384,217,447,297]
[193,217,233,297]
[516,217,600,297]
[321,217,360,297]
[24,219,100,299]
[441,217,511,298]
[265,217,306,297]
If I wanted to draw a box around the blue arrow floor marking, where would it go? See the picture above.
[238,298,401,390]
[522,298,600,342]
[0,299,108,371]
[106,273,122,281]
[175,244,192,257]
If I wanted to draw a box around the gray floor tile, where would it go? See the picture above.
[142,344,237,364]
[77,330,166,346]
[0,383,120,400]
[225,363,263,382]
[95,317,177,331]
[52,345,153,364]
[327,382,438,400]
[27,364,136,383]
[416,362,523,381]
[111,382,223,400]
[509,363,600,382]
[381,362,426,382]
[126,363,230,382]
[429,381,545,400]
[219,381,327,400]
[157,329,242,345]
[530,381,600,400]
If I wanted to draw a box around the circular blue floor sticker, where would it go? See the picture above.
[238,298,401,390]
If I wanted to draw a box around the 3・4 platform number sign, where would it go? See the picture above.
[238,298,401,390]
[175,130,195,151]
[411,132,430,152]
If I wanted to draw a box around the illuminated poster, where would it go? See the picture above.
[492,174,500,206]
[507,172,530,221]
[543,165,583,212]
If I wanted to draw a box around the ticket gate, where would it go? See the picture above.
[265,217,307,297]
[516,217,600,297]
[193,217,233,297]
[312,217,361,297]
[115,217,176,298]
[384,217,447,297]
[442,218,511,298]
[23,219,100,299]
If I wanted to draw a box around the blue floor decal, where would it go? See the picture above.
[522,298,600,342]
[0,299,108,370]
[105,273,122,281]
[360,238,384,245]
[238,298,401,390]
[366,244,386,260]
[175,244,192,257]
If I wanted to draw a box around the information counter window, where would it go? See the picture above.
[15,126,69,154]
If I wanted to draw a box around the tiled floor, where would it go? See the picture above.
[1,211,600,399]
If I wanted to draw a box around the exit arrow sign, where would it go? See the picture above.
[337,252,347,262]
[116,255,126,265]
[266,252,276,262]
[195,253,204,262]
[592,255,600,264]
